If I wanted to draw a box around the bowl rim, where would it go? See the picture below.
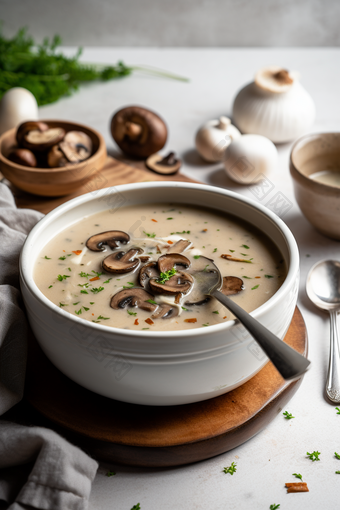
[290,131,340,192]
[0,119,105,173]
[20,181,299,339]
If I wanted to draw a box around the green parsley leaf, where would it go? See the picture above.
[73,301,80,305]
[75,309,82,315]
[241,244,249,249]
[223,462,237,475]
[79,272,90,278]
[229,250,235,253]
[90,287,104,294]
[202,323,209,327]
[91,270,104,277]
[270,505,280,510]
[306,451,321,462]
[80,290,88,294]
[283,411,294,420]
[167,217,173,220]
[130,504,140,510]
[97,315,109,320]
[48,285,53,288]
[157,268,176,284]
[181,306,188,311]
[293,473,303,480]
[103,278,112,284]
[335,452,340,459]
[143,230,156,238]
[83,306,89,311]
[213,311,219,314]
[43,256,51,259]
[59,256,66,260]
[242,276,252,279]
[336,471,340,474]
[78,282,90,288]
[213,248,217,253]
[142,328,149,330]
[146,299,157,304]
[90,302,94,304]
[57,274,70,281]
[336,407,340,414]
[170,230,190,235]
[127,310,137,316]
[59,302,68,307]
[265,274,274,278]
[240,253,248,256]
[193,255,200,259]
[251,285,259,290]
[106,470,116,477]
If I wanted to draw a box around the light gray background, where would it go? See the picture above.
[1,0,339,46]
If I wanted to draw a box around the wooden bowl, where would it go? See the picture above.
[0,120,107,197]
[290,132,340,240]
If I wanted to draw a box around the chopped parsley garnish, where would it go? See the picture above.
[270,505,280,510]
[59,302,68,307]
[241,244,249,249]
[79,272,91,278]
[335,407,340,414]
[306,451,321,462]
[131,505,140,510]
[90,287,104,294]
[91,270,104,277]
[213,311,219,314]
[143,230,156,238]
[106,470,116,477]
[213,248,217,253]
[90,302,94,305]
[335,452,340,459]
[229,250,235,253]
[57,274,70,281]
[80,290,88,294]
[127,310,137,316]
[223,462,237,475]
[167,217,173,220]
[75,309,82,315]
[103,278,112,284]
[217,229,220,231]
[283,411,294,419]
[251,285,259,290]
[336,471,340,474]
[78,282,90,288]
[48,285,53,288]
[170,230,190,235]
[59,256,66,260]
[202,323,209,327]
[157,267,176,284]
[265,274,274,278]
[142,328,149,330]
[43,256,51,259]
[146,299,157,304]
[240,253,248,257]
[242,276,252,279]
[73,301,80,305]
[83,306,89,311]
[193,255,200,259]
[181,306,188,311]
[97,315,109,320]
[293,473,303,480]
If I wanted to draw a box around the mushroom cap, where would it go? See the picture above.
[59,130,93,163]
[102,248,143,274]
[16,121,65,151]
[86,231,130,252]
[7,148,37,167]
[152,303,179,319]
[110,287,157,313]
[158,253,191,273]
[139,261,159,288]
[47,144,68,168]
[167,239,191,254]
[255,67,296,94]
[111,106,167,158]
[150,271,194,295]
[221,276,244,296]
[146,152,181,175]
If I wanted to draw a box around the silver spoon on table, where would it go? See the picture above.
[190,256,311,381]
[306,260,340,403]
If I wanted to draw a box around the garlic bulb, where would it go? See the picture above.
[232,67,315,143]
[223,134,278,184]
[0,88,38,135]
[195,116,241,162]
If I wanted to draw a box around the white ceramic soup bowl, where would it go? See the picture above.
[20,182,299,406]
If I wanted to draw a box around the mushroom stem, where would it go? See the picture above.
[125,121,142,140]
[218,116,231,130]
[273,69,293,85]
[159,152,177,166]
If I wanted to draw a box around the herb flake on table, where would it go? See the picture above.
[293,473,303,480]
[130,504,141,510]
[283,411,294,419]
[105,470,116,477]
[335,452,340,459]
[336,471,340,474]
[223,462,237,475]
[269,505,280,510]
[306,451,321,462]
[336,407,340,414]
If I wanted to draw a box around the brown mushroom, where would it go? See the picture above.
[152,304,179,319]
[111,106,167,158]
[150,271,194,295]
[47,144,68,167]
[102,248,143,274]
[167,239,191,254]
[59,130,93,163]
[110,287,157,313]
[158,253,191,273]
[7,148,37,167]
[16,121,65,151]
[139,261,159,287]
[221,276,244,296]
[146,152,181,175]
[86,231,130,252]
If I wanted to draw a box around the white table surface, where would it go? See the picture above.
[39,48,340,510]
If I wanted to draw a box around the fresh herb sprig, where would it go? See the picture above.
[157,267,176,284]
[0,27,188,106]
[306,451,321,462]
[283,411,294,420]
[222,462,237,475]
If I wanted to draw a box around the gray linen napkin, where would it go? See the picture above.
[0,183,98,509]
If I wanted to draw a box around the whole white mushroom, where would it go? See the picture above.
[223,134,278,184]
[195,116,241,162]
[0,88,38,135]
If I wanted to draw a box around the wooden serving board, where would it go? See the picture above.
[10,155,198,214]
[25,307,308,468]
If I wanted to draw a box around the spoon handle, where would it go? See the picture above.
[326,311,340,403]
[212,290,310,380]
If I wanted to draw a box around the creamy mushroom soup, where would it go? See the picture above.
[34,203,286,331]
